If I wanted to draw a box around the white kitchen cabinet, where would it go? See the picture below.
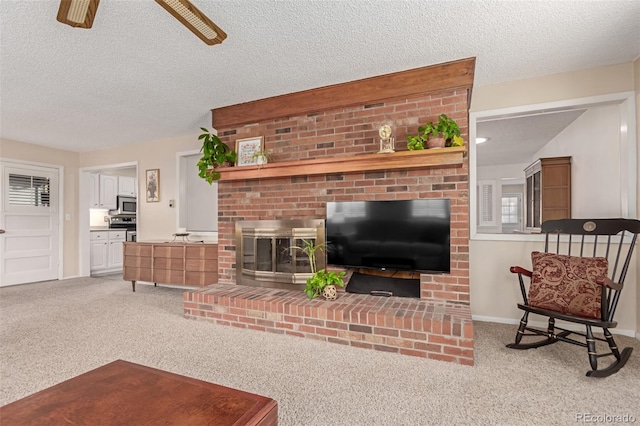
[99,175,118,209]
[118,176,136,197]
[89,173,100,208]
[90,175,136,209]
[90,230,126,274]
[90,232,109,271]
[108,230,126,269]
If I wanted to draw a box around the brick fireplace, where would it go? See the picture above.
[183,59,475,365]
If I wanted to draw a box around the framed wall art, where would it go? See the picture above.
[235,136,264,166]
[146,169,160,202]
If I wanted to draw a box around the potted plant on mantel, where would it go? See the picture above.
[252,149,270,166]
[293,239,346,300]
[197,127,237,184]
[407,113,464,150]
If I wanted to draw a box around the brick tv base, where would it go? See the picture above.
[183,284,474,365]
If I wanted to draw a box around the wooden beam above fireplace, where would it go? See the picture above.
[218,147,466,182]
[211,58,475,129]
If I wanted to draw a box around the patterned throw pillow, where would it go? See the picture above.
[528,251,609,319]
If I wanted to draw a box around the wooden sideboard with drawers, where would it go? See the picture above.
[123,242,218,292]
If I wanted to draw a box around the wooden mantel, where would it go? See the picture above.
[218,147,466,182]
[211,58,475,129]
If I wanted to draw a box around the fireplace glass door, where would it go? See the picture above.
[236,220,325,290]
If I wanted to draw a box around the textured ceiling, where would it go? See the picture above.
[0,0,639,152]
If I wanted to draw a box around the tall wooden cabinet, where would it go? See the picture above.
[524,156,571,229]
[123,242,218,292]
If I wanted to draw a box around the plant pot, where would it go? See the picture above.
[255,154,268,166]
[426,136,446,149]
[322,285,338,300]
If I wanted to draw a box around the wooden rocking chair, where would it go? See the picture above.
[507,218,640,377]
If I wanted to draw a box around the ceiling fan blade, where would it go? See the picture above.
[155,0,227,45]
[57,0,100,29]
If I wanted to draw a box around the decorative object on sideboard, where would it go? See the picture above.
[145,169,160,202]
[407,113,464,150]
[197,127,237,184]
[292,238,346,300]
[378,123,395,153]
[235,136,265,167]
[172,233,190,242]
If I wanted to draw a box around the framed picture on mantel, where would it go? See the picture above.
[146,169,160,202]
[235,136,264,166]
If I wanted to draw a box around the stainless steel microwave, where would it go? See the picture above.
[111,196,136,216]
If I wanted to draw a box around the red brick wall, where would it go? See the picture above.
[215,90,469,303]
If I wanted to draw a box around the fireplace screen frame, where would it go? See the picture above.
[236,219,325,290]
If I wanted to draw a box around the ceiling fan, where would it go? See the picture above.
[56,0,227,45]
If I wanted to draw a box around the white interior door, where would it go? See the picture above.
[0,163,60,286]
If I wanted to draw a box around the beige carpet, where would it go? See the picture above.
[1,276,639,425]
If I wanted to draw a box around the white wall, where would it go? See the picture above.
[89,209,109,228]
[470,239,638,334]
[0,138,80,279]
[534,104,623,218]
[478,163,530,181]
[471,63,635,112]
[79,134,205,242]
[470,63,638,335]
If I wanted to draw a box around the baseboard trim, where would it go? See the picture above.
[472,315,637,339]
[62,274,81,280]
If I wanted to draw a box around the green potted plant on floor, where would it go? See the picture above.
[197,127,237,184]
[407,114,464,149]
[293,239,345,300]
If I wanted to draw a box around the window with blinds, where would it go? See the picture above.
[478,180,497,226]
[8,173,51,207]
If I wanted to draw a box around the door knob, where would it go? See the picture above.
[0,229,5,234]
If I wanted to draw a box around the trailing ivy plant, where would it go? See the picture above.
[292,238,346,299]
[304,269,346,300]
[197,127,237,184]
[407,134,426,150]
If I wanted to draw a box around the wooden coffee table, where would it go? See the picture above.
[0,360,277,425]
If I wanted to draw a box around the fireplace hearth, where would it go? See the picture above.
[236,220,325,291]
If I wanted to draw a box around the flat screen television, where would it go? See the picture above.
[325,199,451,273]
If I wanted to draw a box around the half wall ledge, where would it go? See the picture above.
[183,283,475,365]
[218,147,466,182]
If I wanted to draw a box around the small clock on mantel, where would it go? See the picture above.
[378,124,395,153]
